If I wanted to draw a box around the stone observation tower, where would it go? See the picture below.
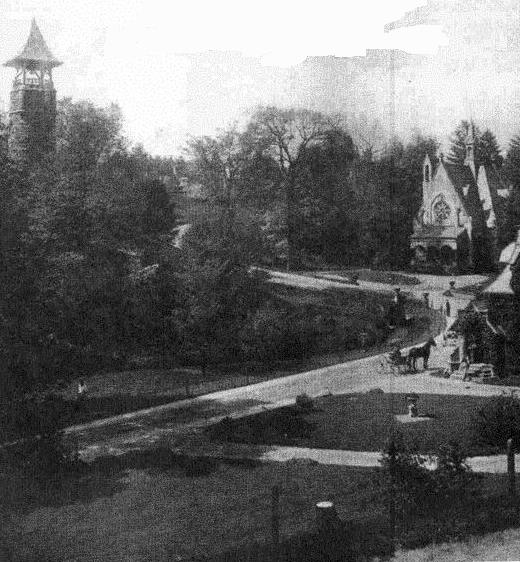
[4,19,62,164]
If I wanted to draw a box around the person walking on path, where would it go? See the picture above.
[445,300,451,317]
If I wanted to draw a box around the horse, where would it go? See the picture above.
[407,337,437,371]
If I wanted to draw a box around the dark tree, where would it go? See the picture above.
[447,120,503,169]
[292,128,358,265]
[355,134,438,268]
[246,107,341,269]
[501,135,520,244]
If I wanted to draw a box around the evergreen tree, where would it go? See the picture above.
[480,129,504,168]
[357,135,439,268]
[447,120,503,169]
[502,134,520,244]
[504,135,520,188]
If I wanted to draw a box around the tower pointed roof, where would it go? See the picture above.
[5,19,62,68]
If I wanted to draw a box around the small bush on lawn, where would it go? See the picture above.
[380,435,477,519]
[295,393,314,412]
[473,391,520,451]
[380,435,432,517]
[433,441,476,503]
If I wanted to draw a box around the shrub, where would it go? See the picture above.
[295,393,314,412]
[380,435,432,516]
[240,305,319,363]
[239,304,289,362]
[431,441,477,503]
[380,435,477,518]
[473,391,520,451]
[0,393,78,477]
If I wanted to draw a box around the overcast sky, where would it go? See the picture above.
[0,0,448,155]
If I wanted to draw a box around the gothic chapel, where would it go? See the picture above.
[411,126,509,273]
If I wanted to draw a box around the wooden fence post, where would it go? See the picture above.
[508,438,516,497]
[315,501,340,535]
[388,439,397,550]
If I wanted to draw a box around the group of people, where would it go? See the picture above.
[422,293,452,318]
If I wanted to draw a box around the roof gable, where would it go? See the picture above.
[481,164,509,224]
[434,160,472,216]
[444,160,487,221]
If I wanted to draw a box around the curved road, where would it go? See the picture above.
[73,270,502,461]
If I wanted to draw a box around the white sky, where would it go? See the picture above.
[0,0,448,155]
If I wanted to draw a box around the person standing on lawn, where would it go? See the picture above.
[77,379,87,399]
[445,300,451,317]
[461,356,470,381]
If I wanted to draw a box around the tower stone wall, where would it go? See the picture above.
[8,83,56,163]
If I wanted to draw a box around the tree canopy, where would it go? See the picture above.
[447,120,503,169]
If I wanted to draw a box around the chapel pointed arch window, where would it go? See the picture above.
[432,194,451,224]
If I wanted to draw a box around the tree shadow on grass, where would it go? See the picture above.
[67,394,188,425]
[1,447,261,514]
[189,515,394,562]
[72,398,267,446]
[206,406,317,446]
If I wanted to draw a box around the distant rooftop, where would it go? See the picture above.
[5,19,61,68]
[482,265,514,295]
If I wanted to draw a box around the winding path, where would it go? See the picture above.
[71,269,519,475]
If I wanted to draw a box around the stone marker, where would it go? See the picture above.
[406,394,419,418]
[316,501,341,535]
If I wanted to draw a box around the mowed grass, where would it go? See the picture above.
[209,392,495,456]
[2,455,383,562]
[3,449,518,562]
[392,527,520,562]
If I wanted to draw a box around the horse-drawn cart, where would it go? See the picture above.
[387,337,437,373]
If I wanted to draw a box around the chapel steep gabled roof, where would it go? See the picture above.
[5,19,62,68]
[481,164,509,223]
[442,160,486,223]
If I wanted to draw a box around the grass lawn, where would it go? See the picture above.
[1,447,518,562]
[392,526,520,562]
[208,392,497,456]
[1,453,383,561]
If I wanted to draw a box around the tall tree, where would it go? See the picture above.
[0,155,45,394]
[186,130,241,205]
[246,107,341,269]
[355,135,438,268]
[292,128,358,265]
[171,207,265,369]
[18,99,176,381]
[447,120,503,169]
[502,134,520,244]
[56,98,125,173]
